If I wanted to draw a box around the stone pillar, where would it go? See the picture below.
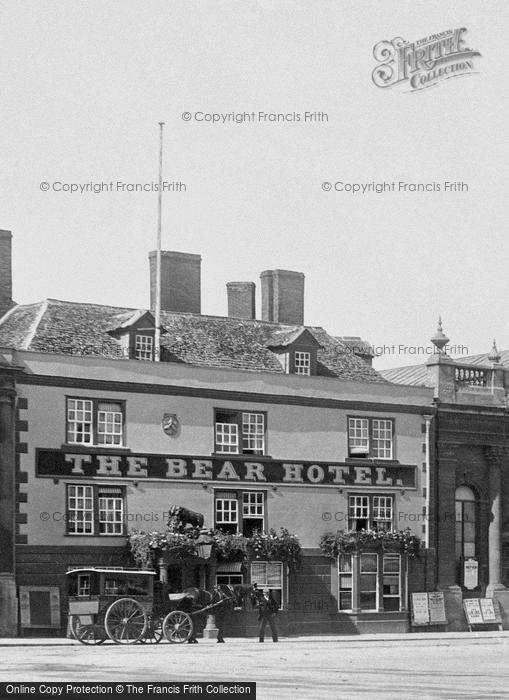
[158,560,168,584]
[436,443,460,590]
[485,448,506,596]
[0,374,17,636]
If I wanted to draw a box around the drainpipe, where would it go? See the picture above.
[423,415,434,549]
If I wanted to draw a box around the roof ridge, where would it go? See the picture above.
[22,300,49,350]
[0,303,19,327]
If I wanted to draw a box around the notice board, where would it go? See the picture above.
[411,592,447,626]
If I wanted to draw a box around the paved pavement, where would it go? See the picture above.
[2,630,509,645]
[2,634,509,699]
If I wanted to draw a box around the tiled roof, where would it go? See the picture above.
[0,299,387,382]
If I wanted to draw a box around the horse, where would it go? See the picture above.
[179,583,258,643]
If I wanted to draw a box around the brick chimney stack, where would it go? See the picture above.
[149,251,201,314]
[0,231,13,319]
[260,269,305,325]
[226,282,256,320]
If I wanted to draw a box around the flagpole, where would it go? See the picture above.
[154,121,164,362]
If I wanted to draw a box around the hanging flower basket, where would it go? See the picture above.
[319,528,421,559]
[128,527,302,571]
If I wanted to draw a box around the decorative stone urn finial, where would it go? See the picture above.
[488,339,501,365]
[431,317,450,354]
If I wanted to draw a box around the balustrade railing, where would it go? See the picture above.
[454,366,488,388]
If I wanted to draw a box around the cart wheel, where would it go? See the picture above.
[70,616,107,645]
[104,598,148,644]
[140,615,164,644]
[162,610,193,644]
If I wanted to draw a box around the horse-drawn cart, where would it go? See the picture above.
[67,567,250,645]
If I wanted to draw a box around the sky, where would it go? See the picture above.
[1,1,507,370]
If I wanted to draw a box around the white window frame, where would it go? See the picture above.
[214,410,266,455]
[67,399,93,445]
[66,398,125,447]
[294,351,311,376]
[338,553,403,612]
[215,490,265,535]
[250,561,284,609]
[98,486,124,535]
[67,484,94,535]
[215,493,239,529]
[348,416,394,460]
[67,484,125,536]
[348,494,394,531]
[134,334,154,361]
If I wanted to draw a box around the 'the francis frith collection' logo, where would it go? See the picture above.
[372,28,481,91]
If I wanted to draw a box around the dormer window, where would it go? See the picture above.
[267,327,322,378]
[294,351,310,376]
[107,310,163,362]
[135,334,154,361]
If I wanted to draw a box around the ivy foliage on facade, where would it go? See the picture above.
[319,528,421,558]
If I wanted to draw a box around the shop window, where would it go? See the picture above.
[250,561,284,609]
[66,398,125,447]
[67,484,125,536]
[214,410,266,455]
[348,417,394,459]
[348,495,393,531]
[338,553,403,612]
[455,485,477,563]
[215,490,265,536]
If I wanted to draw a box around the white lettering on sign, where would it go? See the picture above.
[354,466,372,484]
[166,458,188,478]
[328,466,349,484]
[216,461,240,480]
[307,465,325,483]
[65,454,91,475]
[283,464,304,482]
[375,467,393,485]
[96,455,122,476]
[244,463,267,481]
[126,456,148,478]
[191,459,212,479]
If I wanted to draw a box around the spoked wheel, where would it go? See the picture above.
[140,615,164,644]
[163,610,193,644]
[70,615,107,645]
[104,598,147,644]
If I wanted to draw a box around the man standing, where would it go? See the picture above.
[257,587,279,643]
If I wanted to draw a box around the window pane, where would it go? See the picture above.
[360,593,376,610]
[371,419,393,459]
[463,502,476,522]
[360,574,377,591]
[67,399,93,444]
[294,351,311,376]
[67,484,94,535]
[348,418,369,455]
[241,413,265,454]
[134,334,154,361]
[215,422,239,453]
[360,554,377,572]
[97,403,123,446]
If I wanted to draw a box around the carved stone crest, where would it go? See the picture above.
[162,413,180,437]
